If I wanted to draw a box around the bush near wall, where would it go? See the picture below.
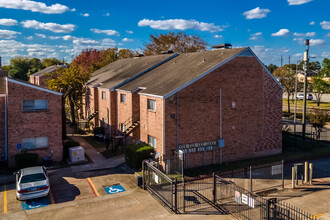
[63,138,80,159]
[15,152,39,169]
[125,142,154,169]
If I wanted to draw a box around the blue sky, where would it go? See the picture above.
[0,0,329,66]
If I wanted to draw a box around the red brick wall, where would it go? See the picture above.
[164,56,282,168]
[98,89,111,136]
[6,81,63,166]
[110,91,117,135]
[140,96,163,156]
[37,75,50,88]
[84,86,99,126]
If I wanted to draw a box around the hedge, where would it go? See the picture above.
[125,142,154,169]
[15,152,39,169]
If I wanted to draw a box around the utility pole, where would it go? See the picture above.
[281,55,283,67]
[302,39,309,140]
[289,55,291,65]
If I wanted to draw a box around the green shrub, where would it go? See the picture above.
[63,138,80,159]
[125,142,154,169]
[93,126,105,135]
[15,152,39,169]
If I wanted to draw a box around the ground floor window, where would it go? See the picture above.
[121,123,127,132]
[148,135,156,148]
[23,137,48,149]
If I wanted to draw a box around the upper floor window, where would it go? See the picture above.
[120,94,126,103]
[23,100,47,112]
[102,91,106,100]
[147,99,156,111]
[23,137,48,149]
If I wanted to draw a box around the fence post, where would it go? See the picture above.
[292,166,295,189]
[249,166,252,192]
[282,160,284,189]
[309,163,313,185]
[142,161,145,190]
[174,178,178,213]
[304,161,308,184]
[213,172,216,203]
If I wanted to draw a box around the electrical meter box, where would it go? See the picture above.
[69,146,85,163]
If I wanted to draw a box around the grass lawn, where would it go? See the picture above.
[184,133,330,178]
[283,98,330,109]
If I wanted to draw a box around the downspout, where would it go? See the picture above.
[5,78,8,163]
[162,99,165,163]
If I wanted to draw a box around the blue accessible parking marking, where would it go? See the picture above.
[104,184,126,195]
[21,196,50,210]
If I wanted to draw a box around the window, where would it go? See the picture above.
[147,99,156,111]
[102,91,106,100]
[23,100,47,111]
[120,94,126,103]
[148,135,156,148]
[121,123,127,132]
[23,137,48,149]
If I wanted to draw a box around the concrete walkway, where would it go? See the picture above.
[67,126,125,173]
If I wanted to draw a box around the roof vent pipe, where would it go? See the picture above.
[211,43,232,50]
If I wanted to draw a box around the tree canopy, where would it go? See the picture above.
[143,32,207,55]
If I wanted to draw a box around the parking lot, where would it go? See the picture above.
[0,165,233,220]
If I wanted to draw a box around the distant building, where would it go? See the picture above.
[29,65,67,88]
[83,47,283,170]
[0,76,63,166]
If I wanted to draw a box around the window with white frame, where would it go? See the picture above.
[147,99,156,111]
[23,100,47,111]
[121,123,127,132]
[102,91,106,100]
[23,137,48,149]
[120,94,126,103]
[148,135,156,148]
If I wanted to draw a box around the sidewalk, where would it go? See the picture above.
[67,126,125,173]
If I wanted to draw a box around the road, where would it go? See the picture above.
[283,93,330,103]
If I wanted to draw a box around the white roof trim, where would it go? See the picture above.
[246,47,283,90]
[116,89,132,93]
[138,92,163,99]
[7,78,62,96]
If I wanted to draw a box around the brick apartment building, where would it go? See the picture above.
[83,46,282,169]
[0,76,63,166]
[30,65,67,88]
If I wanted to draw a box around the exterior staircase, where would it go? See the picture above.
[88,110,98,121]
[123,120,140,136]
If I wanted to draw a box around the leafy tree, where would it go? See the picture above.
[320,58,330,77]
[310,74,330,106]
[72,49,102,74]
[47,64,91,127]
[42,58,64,67]
[309,108,329,140]
[143,32,207,55]
[266,64,278,73]
[8,57,31,80]
[298,61,321,71]
[118,49,134,59]
[1,65,10,71]
[28,58,43,76]
[273,65,297,113]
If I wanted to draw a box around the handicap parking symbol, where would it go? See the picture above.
[21,197,50,210]
[104,184,126,195]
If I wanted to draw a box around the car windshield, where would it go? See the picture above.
[20,173,46,183]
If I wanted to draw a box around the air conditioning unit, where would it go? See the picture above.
[69,146,85,163]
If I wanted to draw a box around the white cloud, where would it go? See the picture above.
[322,51,330,57]
[126,30,133,34]
[35,33,46,38]
[293,32,315,37]
[214,35,223,38]
[138,18,223,32]
[49,36,61,40]
[104,13,110,17]
[21,20,75,33]
[0,29,20,39]
[0,18,18,26]
[26,36,33,40]
[81,13,89,17]
[309,39,325,46]
[122,38,133,42]
[288,0,313,5]
[271,29,290,36]
[243,7,270,19]
[91,28,120,36]
[327,33,330,38]
[310,21,315,25]
[249,32,263,40]
[0,0,71,14]
[293,53,303,57]
[320,21,330,30]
